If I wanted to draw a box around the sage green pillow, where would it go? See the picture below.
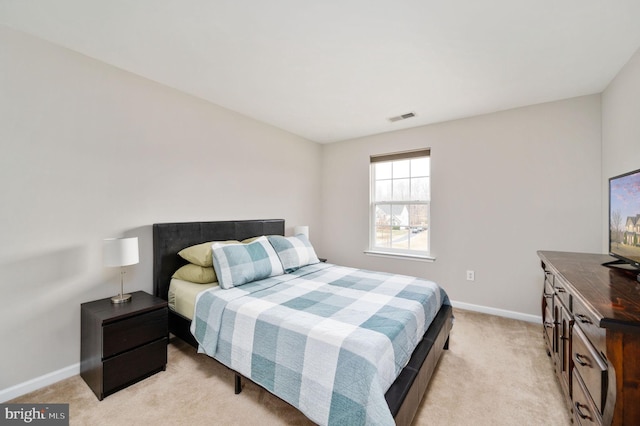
[178,240,239,267]
[172,264,217,284]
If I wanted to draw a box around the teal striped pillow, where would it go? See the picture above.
[267,234,320,273]
[212,236,284,289]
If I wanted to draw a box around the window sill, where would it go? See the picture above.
[364,250,436,262]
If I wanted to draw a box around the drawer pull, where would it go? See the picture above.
[574,402,592,421]
[575,353,591,368]
[543,292,554,298]
[575,314,592,324]
[544,321,554,329]
[556,287,566,293]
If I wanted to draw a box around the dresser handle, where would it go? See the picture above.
[556,287,566,293]
[575,314,592,324]
[544,321,554,329]
[575,353,591,367]
[575,402,592,421]
[543,292,554,298]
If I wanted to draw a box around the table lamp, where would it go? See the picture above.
[103,237,139,304]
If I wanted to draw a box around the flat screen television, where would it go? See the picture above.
[608,167,640,274]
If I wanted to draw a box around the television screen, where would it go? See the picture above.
[609,168,640,269]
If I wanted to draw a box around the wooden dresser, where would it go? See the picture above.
[538,251,640,426]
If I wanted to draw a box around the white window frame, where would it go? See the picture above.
[366,149,433,261]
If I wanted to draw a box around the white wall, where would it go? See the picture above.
[602,47,640,250]
[321,96,603,317]
[5,21,634,400]
[0,26,321,392]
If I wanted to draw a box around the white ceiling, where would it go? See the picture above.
[2,1,640,143]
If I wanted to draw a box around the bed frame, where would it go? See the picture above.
[152,219,453,426]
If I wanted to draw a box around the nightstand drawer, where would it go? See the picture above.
[103,308,167,358]
[103,337,167,395]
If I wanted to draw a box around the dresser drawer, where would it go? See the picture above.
[103,337,167,395]
[543,278,555,351]
[103,308,167,358]
[572,326,607,414]
[543,279,554,308]
[543,306,554,351]
[573,370,601,426]
[554,276,571,312]
[572,298,606,358]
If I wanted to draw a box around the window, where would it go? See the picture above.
[369,149,430,258]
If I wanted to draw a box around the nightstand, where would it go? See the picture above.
[80,291,168,400]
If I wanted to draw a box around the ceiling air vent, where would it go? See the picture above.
[388,112,416,123]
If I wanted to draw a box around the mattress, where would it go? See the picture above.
[168,278,217,319]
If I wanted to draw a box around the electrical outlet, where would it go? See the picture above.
[466,270,475,281]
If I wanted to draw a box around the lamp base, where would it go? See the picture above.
[111,293,132,304]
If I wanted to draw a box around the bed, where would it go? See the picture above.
[153,219,453,425]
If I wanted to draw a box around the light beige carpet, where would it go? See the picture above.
[10,309,571,425]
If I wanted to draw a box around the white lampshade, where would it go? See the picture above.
[294,225,309,238]
[103,237,139,267]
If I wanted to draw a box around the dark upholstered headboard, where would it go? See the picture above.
[152,219,285,301]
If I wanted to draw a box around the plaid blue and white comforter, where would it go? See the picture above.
[191,263,450,425]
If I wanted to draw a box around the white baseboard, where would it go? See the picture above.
[0,363,79,403]
[451,300,542,324]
